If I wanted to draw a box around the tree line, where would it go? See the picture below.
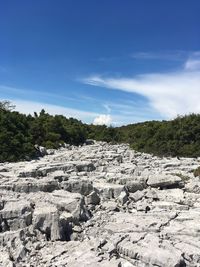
[117,114,200,157]
[0,103,87,162]
[1,101,200,162]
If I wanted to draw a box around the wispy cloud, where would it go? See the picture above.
[131,50,190,61]
[185,59,200,70]
[0,98,101,124]
[12,99,113,126]
[0,85,77,102]
[103,104,111,113]
[1,85,149,126]
[83,55,200,119]
[104,101,155,117]
[184,52,200,70]
[96,51,190,63]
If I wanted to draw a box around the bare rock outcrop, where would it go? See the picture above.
[0,141,200,266]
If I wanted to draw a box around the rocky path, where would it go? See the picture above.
[0,142,200,266]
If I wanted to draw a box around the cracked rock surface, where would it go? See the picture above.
[0,141,200,266]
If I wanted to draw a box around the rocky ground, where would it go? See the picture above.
[0,141,200,267]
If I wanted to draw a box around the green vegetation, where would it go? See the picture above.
[194,167,200,177]
[0,100,16,111]
[117,114,200,157]
[85,124,121,143]
[1,100,200,162]
[0,102,87,162]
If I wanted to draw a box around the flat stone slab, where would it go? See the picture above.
[103,211,177,234]
[147,174,182,188]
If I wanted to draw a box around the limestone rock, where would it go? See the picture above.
[94,182,126,200]
[147,174,183,188]
[61,178,93,195]
[185,177,200,193]
[117,190,128,205]
[33,205,62,241]
[0,200,32,231]
[0,141,200,266]
[85,190,100,205]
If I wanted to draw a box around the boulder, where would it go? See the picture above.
[94,182,126,200]
[75,161,96,172]
[119,176,147,193]
[185,177,200,193]
[117,191,128,205]
[49,190,90,222]
[129,190,145,202]
[85,139,95,145]
[85,191,100,205]
[33,205,62,241]
[61,179,93,196]
[0,200,32,231]
[147,174,183,188]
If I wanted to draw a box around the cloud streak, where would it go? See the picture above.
[131,50,188,61]
[83,56,200,119]
[0,85,77,102]
[184,59,200,71]
[1,86,150,126]
[1,99,101,124]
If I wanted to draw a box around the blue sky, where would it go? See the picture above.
[0,1,200,125]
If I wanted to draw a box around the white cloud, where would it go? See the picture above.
[93,114,112,125]
[2,99,100,124]
[83,56,200,119]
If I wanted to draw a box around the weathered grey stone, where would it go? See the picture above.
[119,176,146,193]
[86,191,100,205]
[147,174,183,188]
[185,177,200,193]
[75,161,96,172]
[94,182,126,200]
[49,190,90,222]
[85,139,95,145]
[51,170,69,182]
[13,178,58,193]
[0,141,200,266]
[129,190,145,202]
[117,190,128,205]
[0,200,32,231]
[117,234,185,267]
[33,205,62,241]
[61,179,93,195]
[0,250,14,267]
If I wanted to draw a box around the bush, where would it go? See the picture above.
[194,167,200,177]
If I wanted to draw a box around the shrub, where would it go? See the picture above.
[194,167,200,177]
